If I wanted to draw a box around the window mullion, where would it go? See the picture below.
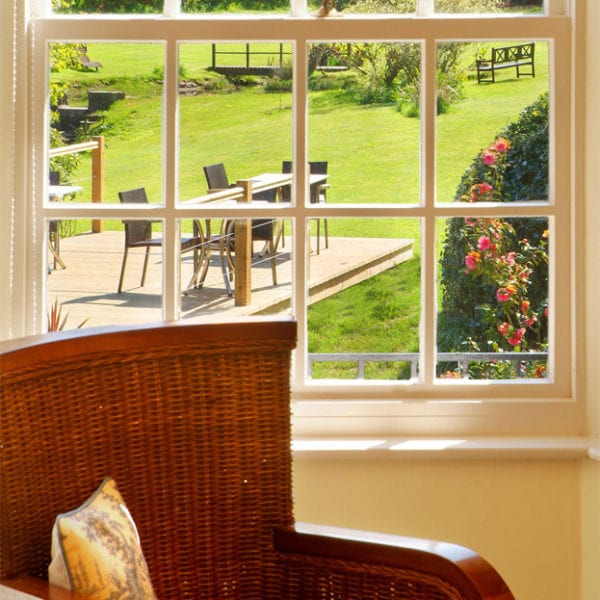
[163,37,179,321]
[421,36,437,386]
[292,37,309,386]
[417,0,434,17]
[164,0,180,18]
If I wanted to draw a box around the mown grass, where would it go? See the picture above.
[51,40,548,373]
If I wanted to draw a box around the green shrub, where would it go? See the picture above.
[438,93,549,354]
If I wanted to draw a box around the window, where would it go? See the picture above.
[11,0,582,436]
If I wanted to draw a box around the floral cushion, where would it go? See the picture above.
[48,478,157,599]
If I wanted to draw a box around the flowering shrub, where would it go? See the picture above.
[439,129,549,379]
[461,213,548,353]
[439,95,549,373]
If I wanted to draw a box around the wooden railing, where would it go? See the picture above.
[308,351,548,380]
[49,135,104,232]
[210,43,291,75]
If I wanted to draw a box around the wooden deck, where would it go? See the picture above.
[47,231,413,328]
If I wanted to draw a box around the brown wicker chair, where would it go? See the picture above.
[0,320,514,600]
[282,160,329,254]
[117,187,206,293]
[203,163,278,293]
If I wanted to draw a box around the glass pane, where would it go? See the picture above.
[49,42,164,206]
[434,0,544,14]
[437,216,549,380]
[180,216,293,319]
[340,1,416,15]
[182,0,290,13]
[53,0,163,14]
[436,41,549,204]
[307,218,420,381]
[178,42,293,202]
[308,42,421,205]
[434,0,501,13]
[46,218,164,330]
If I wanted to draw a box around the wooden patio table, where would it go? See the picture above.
[186,172,327,306]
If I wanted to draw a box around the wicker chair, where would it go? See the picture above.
[117,187,205,293]
[203,163,278,293]
[0,320,514,600]
[282,160,329,254]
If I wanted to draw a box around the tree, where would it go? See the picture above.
[315,0,501,110]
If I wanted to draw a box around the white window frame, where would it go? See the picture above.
[14,0,583,438]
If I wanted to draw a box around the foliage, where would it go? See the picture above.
[53,0,162,12]
[47,299,88,331]
[503,0,543,6]
[49,43,85,181]
[50,42,86,72]
[461,213,548,352]
[49,129,80,183]
[439,95,550,363]
[310,14,494,112]
[183,0,288,9]
[348,0,501,14]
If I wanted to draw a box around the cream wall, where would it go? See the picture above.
[582,0,600,597]
[293,458,581,600]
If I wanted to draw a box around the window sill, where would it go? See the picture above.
[292,436,597,461]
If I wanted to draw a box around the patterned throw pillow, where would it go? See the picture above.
[48,478,157,599]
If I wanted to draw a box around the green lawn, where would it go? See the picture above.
[50,40,548,371]
[57,40,547,213]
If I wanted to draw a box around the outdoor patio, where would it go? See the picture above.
[47,230,414,329]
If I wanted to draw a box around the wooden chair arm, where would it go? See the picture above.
[0,575,91,600]
[273,523,514,600]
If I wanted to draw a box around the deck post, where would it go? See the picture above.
[234,179,253,306]
[91,135,104,233]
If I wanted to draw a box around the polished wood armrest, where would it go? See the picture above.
[1,576,91,600]
[274,522,514,600]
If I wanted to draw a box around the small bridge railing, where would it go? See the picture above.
[308,351,548,380]
[211,43,291,74]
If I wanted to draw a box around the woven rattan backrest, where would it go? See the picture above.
[118,187,154,245]
[0,319,297,599]
[203,163,230,190]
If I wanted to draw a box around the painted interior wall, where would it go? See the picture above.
[293,458,581,600]
[582,0,600,597]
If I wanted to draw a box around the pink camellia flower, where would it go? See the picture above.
[470,182,494,202]
[496,287,511,302]
[497,322,510,336]
[507,328,526,347]
[519,269,531,282]
[525,315,538,327]
[493,138,510,152]
[464,251,480,271]
[477,235,492,251]
[482,151,496,165]
[505,252,517,265]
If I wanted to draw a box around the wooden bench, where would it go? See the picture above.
[78,54,102,72]
[476,42,535,83]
